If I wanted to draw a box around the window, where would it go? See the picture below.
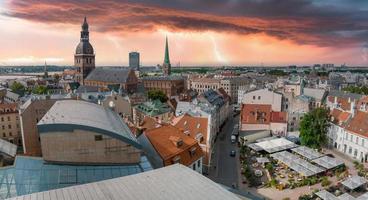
[349,147,352,154]
[7,116,10,121]
[253,96,255,100]
[1,117,3,122]
[354,149,358,157]
[189,147,197,157]
[8,125,11,129]
[192,163,196,170]
[356,137,359,144]
[94,135,103,141]
[2,133,5,137]
[1,126,4,130]
[351,135,353,142]
[197,159,201,168]
[9,132,12,136]
[172,156,181,164]
[258,96,261,100]
[362,139,365,147]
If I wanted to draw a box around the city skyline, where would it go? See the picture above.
[2,0,368,66]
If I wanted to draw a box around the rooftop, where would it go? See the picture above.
[142,75,184,81]
[85,67,133,83]
[135,100,172,117]
[38,100,141,149]
[0,156,152,199]
[143,125,203,166]
[8,164,241,200]
[174,113,208,145]
[345,111,368,137]
[0,138,17,157]
[247,137,298,153]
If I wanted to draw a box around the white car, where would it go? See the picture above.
[231,135,237,143]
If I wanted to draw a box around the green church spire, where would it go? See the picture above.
[164,36,170,64]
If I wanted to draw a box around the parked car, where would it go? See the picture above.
[231,135,237,143]
[230,150,236,157]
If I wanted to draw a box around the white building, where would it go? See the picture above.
[242,88,282,112]
[328,96,368,162]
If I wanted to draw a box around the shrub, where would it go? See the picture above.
[321,177,331,187]
[270,178,278,188]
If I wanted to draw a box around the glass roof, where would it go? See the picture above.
[0,156,152,199]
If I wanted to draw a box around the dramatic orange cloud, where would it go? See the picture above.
[1,0,368,66]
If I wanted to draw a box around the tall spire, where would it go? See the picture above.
[164,36,170,64]
[82,16,88,31]
[81,17,89,41]
[162,36,171,76]
[43,61,48,78]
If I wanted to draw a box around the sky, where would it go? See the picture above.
[1,0,368,66]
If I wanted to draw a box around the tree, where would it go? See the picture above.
[148,90,168,102]
[300,107,330,149]
[10,82,25,96]
[32,85,48,95]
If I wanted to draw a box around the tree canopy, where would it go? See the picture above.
[32,85,48,95]
[342,86,368,95]
[10,82,26,96]
[299,107,330,149]
[147,90,168,103]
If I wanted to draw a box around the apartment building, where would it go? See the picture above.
[138,125,204,173]
[0,103,21,146]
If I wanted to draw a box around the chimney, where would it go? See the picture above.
[351,100,356,117]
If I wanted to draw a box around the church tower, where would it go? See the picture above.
[162,36,171,76]
[74,17,95,84]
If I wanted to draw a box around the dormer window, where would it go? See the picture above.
[172,156,181,164]
[189,147,197,157]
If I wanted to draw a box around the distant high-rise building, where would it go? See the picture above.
[74,17,95,84]
[129,52,140,70]
[162,37,171,76]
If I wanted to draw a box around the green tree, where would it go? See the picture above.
[148,90,168,102]
[299,108,330,149]
[32,85,48,95]
[10,82,25,96]
[342,86,368,95]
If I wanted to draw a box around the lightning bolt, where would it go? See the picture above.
[210,35,227,64]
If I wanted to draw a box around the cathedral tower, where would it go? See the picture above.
[162,36,171,76]
[74,17,95,84]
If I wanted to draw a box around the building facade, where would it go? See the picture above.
[38,100,142,165]
[242,88,283,112]
[190,77,251,104]
[138,125,203,173]
[129,52,140,71]
[240,104,287,136]
[142,76,185,97]
[74,17,95,84]
[84,67,138,93]
[0,103,21,146]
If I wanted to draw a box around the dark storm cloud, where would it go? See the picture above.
[3,0,368,47]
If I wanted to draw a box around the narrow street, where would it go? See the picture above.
[208,114,240,187]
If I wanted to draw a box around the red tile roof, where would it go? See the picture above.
[241,104,287,124]
[345,111,368,137]
[271,112,287,123]
[174,114,208,145]
[144,125,204,166]
[0,103,18,114]
[330,108,350,124]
